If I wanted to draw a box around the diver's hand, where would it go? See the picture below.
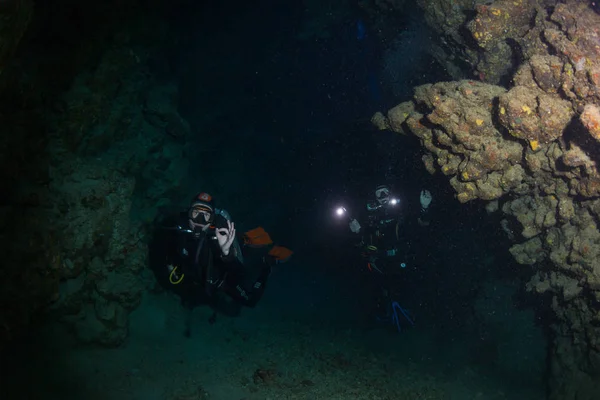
[349,219,361,233]
[420,190,432,210]
[216,220,236,256]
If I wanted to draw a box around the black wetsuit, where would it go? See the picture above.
[360,201,405,266]
[150,212,271,309]
[353,197,429,321]
[358,199,430,267]
[354,201,413,316]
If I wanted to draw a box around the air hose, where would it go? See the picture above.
[169,266,184,284]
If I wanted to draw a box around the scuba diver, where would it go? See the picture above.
[348,185,432,250]
[345,184,432,330]
[150,192,292,331]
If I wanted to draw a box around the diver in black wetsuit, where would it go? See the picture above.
[150,193,292,317]
[347,184,432,321]
[348,185,432,267]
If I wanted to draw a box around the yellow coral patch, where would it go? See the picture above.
[476,119,484,126]
[500,107,505,115]
[522,105,532,114]
[491,8,501,16]
[462,171,470,180]
[529,140,539,151]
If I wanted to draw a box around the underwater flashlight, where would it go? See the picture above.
[389,198,399,206]
[335,207,347,217]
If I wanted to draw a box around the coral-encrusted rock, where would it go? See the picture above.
[498,85,573,144]
[559,142,600,198]
[580,104,600,142]
[65,303,129,346]
[467,0,532,51]
[543,2,600,107]
[385,101,415,134]
[372,1,600,398]
[143,84,190,139]
[513,55,565,94]
[562,144,595,171]
[96,271,143,310]
[503,195,558,240]
[509,237,544,265]
[384,81,526,202]
[48,161,145,346]
[371,111,388,131]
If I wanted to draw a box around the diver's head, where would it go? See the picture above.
[188,192,215,231]
[375,185,391,205]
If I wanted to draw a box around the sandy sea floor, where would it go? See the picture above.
[2,284,546,400]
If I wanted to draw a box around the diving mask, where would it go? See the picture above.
[188,205,213,224]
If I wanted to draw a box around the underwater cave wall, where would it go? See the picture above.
[0,0,192,350]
